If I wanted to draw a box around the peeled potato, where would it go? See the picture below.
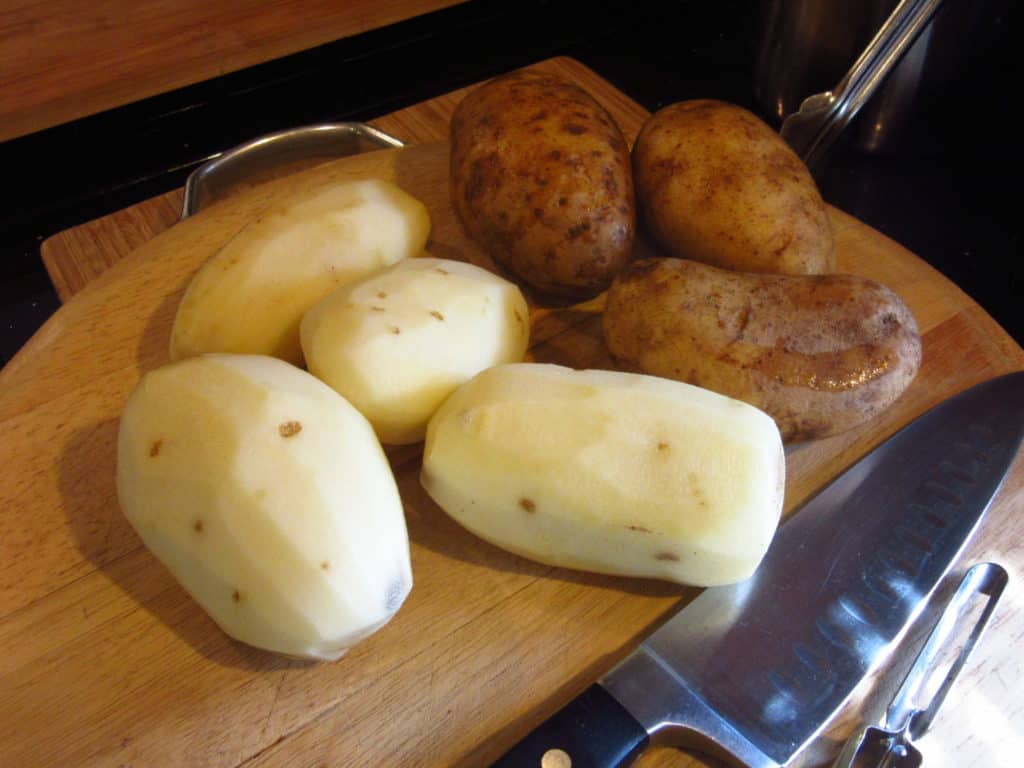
[421,363,784,586]
[301,257,530,445]
[117,354,412,660]
[170,179,430,365]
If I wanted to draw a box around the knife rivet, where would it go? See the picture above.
[541,748,571,768]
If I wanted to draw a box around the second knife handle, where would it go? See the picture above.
[491,684,650,768]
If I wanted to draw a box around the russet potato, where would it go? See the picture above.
[117,354,412,660]
[301,257,529,445]
[450,70,635,298]
[632,100,834,275]
[170,179,430,365]
[421,363,784,586]
[603,258,922,442]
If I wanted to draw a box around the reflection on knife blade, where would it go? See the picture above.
[831,561,1007,768]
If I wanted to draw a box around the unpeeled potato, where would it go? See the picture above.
[450,70,635,297]
[632,100,834,275]
[603,258,922,442]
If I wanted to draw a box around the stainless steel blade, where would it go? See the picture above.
[602,371,1024,767]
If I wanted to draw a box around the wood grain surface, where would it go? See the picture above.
[0,0,465,143]
[8,58,1024,768]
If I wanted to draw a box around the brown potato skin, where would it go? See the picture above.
[632,100,835,275]
[450,71,635,297]
[603,258,921,442]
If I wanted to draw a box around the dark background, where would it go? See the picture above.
[1,0,1019,365]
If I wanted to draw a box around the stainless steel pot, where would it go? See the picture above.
[756,0,957,158]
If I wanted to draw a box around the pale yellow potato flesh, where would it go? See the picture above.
[170,179,431,365]
[300,257,530,445]
[117,354,412,660]
[421,364,785,586]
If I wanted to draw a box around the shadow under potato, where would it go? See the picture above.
[135,273,191,374]
[528,308,616,370]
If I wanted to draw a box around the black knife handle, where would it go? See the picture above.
[491,684,650,767]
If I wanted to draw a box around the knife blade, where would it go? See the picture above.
[491,371,1024,768]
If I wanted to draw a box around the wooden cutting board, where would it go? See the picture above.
[5,58,1024,768]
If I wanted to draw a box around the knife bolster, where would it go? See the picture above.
[602,649,779,768]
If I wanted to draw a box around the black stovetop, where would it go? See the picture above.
[1,0,1020,366]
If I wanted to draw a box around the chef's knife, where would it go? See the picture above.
[492,371,1024,768]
